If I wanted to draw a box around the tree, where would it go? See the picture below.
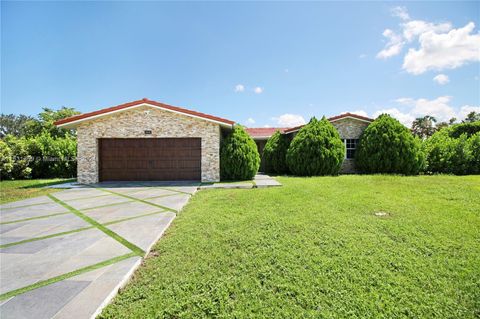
[0,140,14,179]
[462,111,480,123]
[412,115,437,139]
[0,114,35,138]
[220,125,260,180]
[356,114,425,175]
[3,135,32,179]
[286,117,345,176]
[262,130,290,174]
[26,107,79,138]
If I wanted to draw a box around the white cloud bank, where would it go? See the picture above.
[377,7,480,74]
[272,114,306,127]
[372,96,480,126]
[245,118,255,126]
[433,74,449,85]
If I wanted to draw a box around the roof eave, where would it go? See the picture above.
[55,102,235,128]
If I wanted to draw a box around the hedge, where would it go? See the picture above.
[356,114,425,175]
[220,125,260,180]
[423,125,479,175]
[262,130,290,174]
[1,132,77,180]
[286,117,344,176]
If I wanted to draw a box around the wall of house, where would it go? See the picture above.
[76,105,221,183]
[331,118,370,173]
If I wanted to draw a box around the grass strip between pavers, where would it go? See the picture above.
[0,226,94,248]
[48,194,145,256]
[0,212,71,225]
[103,210,166,226]
[155,187,194,196]
[0,201,53,210]
[94,187,179,213]
[0,211,166,249]
[80,200,134,212]
[0,252,137,301]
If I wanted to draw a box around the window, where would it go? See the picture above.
[342,139,359,159]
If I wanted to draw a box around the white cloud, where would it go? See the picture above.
[253,87,264,94]
[410,96,457,122]
[433,74,449,85]
[402,20,452,42]
[359,54,367,59]
[377,7,480,74]
[245,118,255,125]
[373,108,415,126]
[458,105,480,119]
[272,114,306,127]
[263,124,271,128]
[234,84,245,92]
[372,96,477,127]
[403,22,480,74]
[391,6,410,21]
[377,29,405,59]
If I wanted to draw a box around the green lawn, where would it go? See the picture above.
[0,179,75,204]
[100,175,480,318]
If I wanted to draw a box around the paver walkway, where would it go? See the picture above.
[0,182,197,319]
[0,176,281,319]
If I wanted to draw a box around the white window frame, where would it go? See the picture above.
[343,139,358,159]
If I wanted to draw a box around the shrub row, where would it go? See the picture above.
[214,115,480,180]
[423,127,480,175]
[0,132,77,180]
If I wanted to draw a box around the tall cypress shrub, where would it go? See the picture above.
[286,117,345,176]
[356,114,425,174]
[220,125,260,180]
[263,130,290,174]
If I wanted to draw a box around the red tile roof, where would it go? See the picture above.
[54,98,235,127]
[328,112,373,123]
[283,113,373,134]
[245,127,289,138]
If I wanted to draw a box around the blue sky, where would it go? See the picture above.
[2,1,479,127]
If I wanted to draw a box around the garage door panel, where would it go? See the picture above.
[99,138,201,181]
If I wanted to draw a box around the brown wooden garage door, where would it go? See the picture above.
[99,138,201,181]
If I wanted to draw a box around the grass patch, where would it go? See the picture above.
[0,179,75,204]
[100,175,480,318]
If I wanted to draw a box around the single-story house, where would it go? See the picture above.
[55,99,373,183]
[247,113,373,173]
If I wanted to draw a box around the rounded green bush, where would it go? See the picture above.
[286,117,345,176]
[263,130,290,174]
[356,114,425,175]
[220,125,260,180]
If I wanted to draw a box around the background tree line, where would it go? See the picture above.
[0,107,79,180]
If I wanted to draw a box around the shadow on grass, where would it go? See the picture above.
[21,179,76,189]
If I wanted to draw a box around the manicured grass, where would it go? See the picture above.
[100,175,480,318]
[0,179,74,204]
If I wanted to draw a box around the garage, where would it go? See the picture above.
[99,138,201,181]
[54,98,234,183]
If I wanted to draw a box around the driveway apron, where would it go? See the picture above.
[0,182,197,319]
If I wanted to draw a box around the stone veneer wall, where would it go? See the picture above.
[331,118,370,173]
[76,105,222,183]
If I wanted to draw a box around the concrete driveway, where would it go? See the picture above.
[0,182,198,319]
